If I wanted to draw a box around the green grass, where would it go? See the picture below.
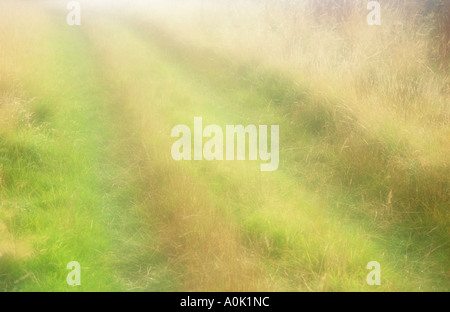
[0,10,172,291]
[0,1,448,291]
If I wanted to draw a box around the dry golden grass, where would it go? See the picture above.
[141,162,276,291]
[0,219,34,262]
[0,0,46,134]
[133,0,449,228]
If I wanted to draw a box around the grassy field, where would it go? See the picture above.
[0,0,448,291]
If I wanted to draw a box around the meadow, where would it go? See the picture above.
[0,0,448,291]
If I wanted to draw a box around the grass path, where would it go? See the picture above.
[80,13,447,290]
[1,3,448,291]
